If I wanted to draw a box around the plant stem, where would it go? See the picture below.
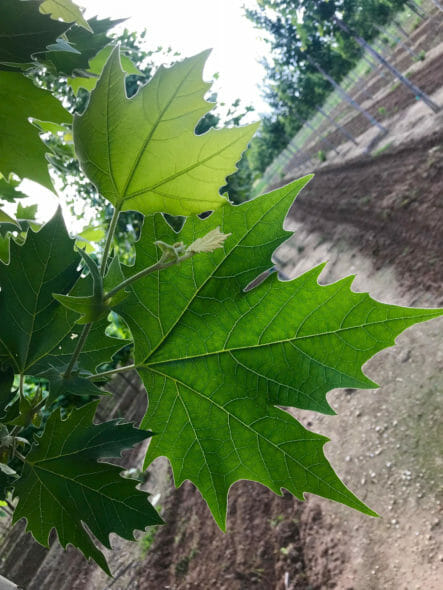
[63,323,92,379]
[104,252,194,301]
[32,396,48,415]
[63,205,122,380]
[19,373,24,398]
[101,205,121,277]
[15,450,27,463]
[87,363,137,381]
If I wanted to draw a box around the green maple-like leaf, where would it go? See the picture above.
[116,177,442,527]
[39,0,93,32]
[0,72,70,190]
[0,208,80,373]
[13,402,162,573]
[0,0,69,68]
[36,318,127,376]
[54,251,128,324]
[73,47,259,216]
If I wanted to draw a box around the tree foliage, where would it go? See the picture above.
[0,1,441,575]
[245,0,409,173]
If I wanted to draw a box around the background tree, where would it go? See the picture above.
[245,0,410,174]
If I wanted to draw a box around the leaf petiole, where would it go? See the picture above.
[14,449,27,463]
[63,323,92,379]
[87,363,138,381]
[100,205,121,277]
[63,204,122,380]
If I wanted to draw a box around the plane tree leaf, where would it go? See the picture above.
[0,0,69,68]
[54,251,128,324]
[115,177,443,527]
[39,0,93,32]
[13,402,162,573]
[33,318,127,378]
[0,72,71,190]
[73,47,259,216]
[0,208,80,374]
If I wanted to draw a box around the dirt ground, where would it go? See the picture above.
[1,9,442,590]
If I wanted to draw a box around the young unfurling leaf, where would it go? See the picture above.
[187,227,231,253]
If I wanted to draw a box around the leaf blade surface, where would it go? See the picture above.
[116,177,442,525]
[13,402,162,573]
[74,47,259,216]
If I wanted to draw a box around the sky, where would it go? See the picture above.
[14,0,271,227]
[83,0,270,115]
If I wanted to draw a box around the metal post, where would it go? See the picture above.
[306,54,388,133]
[291,111,340,155]
[316,106,359,145]
[335,18,440,113]
[374,24,419,60]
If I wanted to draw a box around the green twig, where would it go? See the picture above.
[63,205,122,380]
[87,363,137,381]
[101,205,121,277]
[63,323,92,379]
[19,373,24,399]
[104,252,194,301]
[15,450,27,463]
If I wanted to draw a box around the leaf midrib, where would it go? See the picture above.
[141,184,302,365]
[142,313,437,368]
[120,56,205,200]
[29,461,147,517]
[121,128,252,203]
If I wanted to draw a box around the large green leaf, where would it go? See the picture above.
[116,177,442,527]
[13,402,162,573]
[74,47,259,216]
[39,0,92,32]
[0,72,70,190]
[0,0,69,67]
[0,208,80,373]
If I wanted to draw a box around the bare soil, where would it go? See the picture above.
[285,130,443,297]
[1,10,442,590]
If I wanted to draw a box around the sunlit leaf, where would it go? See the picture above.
[0,72,70,190]
[39,0,92,32]
[116,177,442,527]
[74,47,259,216]
[69,45,143,95]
